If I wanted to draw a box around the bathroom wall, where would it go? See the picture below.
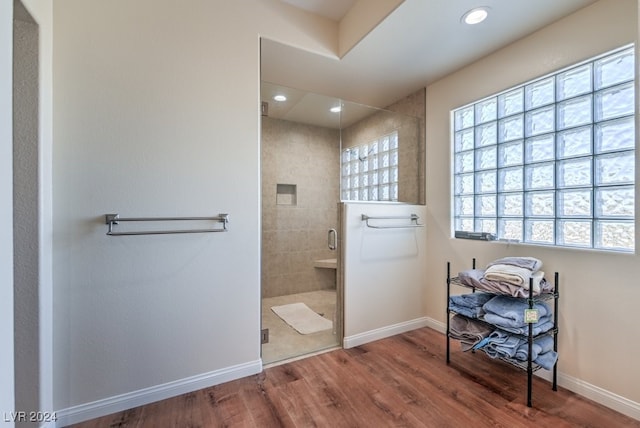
[261,116,340,298]
[0,0,14,419]
[424,0,640,415]
[13,5,40,423]
[385,88,426,205]
[341,89,424,204]
[342,202,428,348]
[51,0,340,421]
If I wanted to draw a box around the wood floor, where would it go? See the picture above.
[68,327,639,428]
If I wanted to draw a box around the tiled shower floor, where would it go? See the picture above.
[261,289,339,365]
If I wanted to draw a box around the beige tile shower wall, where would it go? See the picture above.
[341,89,425,204]
[385,89,426,205]
[262,117,340,298]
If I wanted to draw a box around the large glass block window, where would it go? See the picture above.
[342,131,399,201]
[452,46,635,252]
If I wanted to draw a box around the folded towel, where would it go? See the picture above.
[534,350,558,370]
[448,303,478,319]
[515,335,555,362]
[483,295,551,328]
[514,335,553,361]
[449,314,494,351]
[528,271,545,294]
[486,256,542,271]
[458,269,554,297]
[449,292,494,318]
[484,330,525,359]
[484,331,557,370]
[485,315,554,336]
[484,263,534,287]
[516,335,558,370]
[450,292,494,308]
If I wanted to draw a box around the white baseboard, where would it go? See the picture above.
[425,317,640,422]
[54,359,262,427]
[423,317,446,334]
[51,320,640,425]
[343,317,429,349]
[557,372,640,421]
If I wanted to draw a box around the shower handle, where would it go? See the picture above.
[328,228,337,251]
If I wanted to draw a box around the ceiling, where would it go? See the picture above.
[280,0,358,21]
[261,81,386,129]
[261,0,600,117]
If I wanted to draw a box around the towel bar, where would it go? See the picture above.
[361,214,423,229]
[105,213,229,236]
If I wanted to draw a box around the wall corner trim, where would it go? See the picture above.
[54,359,262,427]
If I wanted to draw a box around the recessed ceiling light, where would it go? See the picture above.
[273,94,287,102]
[462,7,488,25]
[330,106,342,113]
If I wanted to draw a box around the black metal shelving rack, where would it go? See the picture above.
[446,258,559,407]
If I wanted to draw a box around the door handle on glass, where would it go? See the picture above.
[328,228,337,251]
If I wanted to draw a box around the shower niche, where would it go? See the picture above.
[276,183,297,206]
[260,81,424,365]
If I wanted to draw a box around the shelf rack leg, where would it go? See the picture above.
[553,271,559,391]
[527,276,533,408]
[446,262,451,364]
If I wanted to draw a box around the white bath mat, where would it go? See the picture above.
[271,302,333,335]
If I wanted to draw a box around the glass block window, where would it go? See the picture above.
[452,45,635,252]
[342,131,399,201]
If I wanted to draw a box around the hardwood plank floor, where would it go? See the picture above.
[68,327,639,427]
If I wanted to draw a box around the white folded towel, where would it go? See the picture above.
[484,264,544,293]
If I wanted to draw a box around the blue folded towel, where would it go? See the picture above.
[449,303,480,319]
[534,350,558,370]
[515,335,554,361]
[516,335,557,370]
[483,295,551,328]
[515,335,553,361]
[451,292,494,308]
[484,332,557,370]
[449,292,494,319]
[484,330,525,359]
[484,314,555,335]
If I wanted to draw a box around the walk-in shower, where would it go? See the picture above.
[260,82,341,364]
[260,81,424,365]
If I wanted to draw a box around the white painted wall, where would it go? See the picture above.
[338,0,403,57]
[1,0,16,424]
[13,10,40,422]
[9,0,637,424]
[51,0,339,424]
[425,0,640,417]
[19,0,55,422]
[342,202,428,348]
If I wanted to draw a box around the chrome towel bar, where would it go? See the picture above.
[361,213,423,229]
[105,213,229,236]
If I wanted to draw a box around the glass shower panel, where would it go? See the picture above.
[339,100,422,204]
[260,81,342,365]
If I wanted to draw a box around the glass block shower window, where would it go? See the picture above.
[452,45,635,252]
[342,131,399,201]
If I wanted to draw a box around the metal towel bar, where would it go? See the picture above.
[105,213,229,236]
[361,214,423,229]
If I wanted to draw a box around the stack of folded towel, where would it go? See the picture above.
[458,256,554,297]
[448,292,493,319]
[448,314,493,351]
[480,331,558,370]
[482,295,555,336]
[448,256,558,370]
[485,257,544,294]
